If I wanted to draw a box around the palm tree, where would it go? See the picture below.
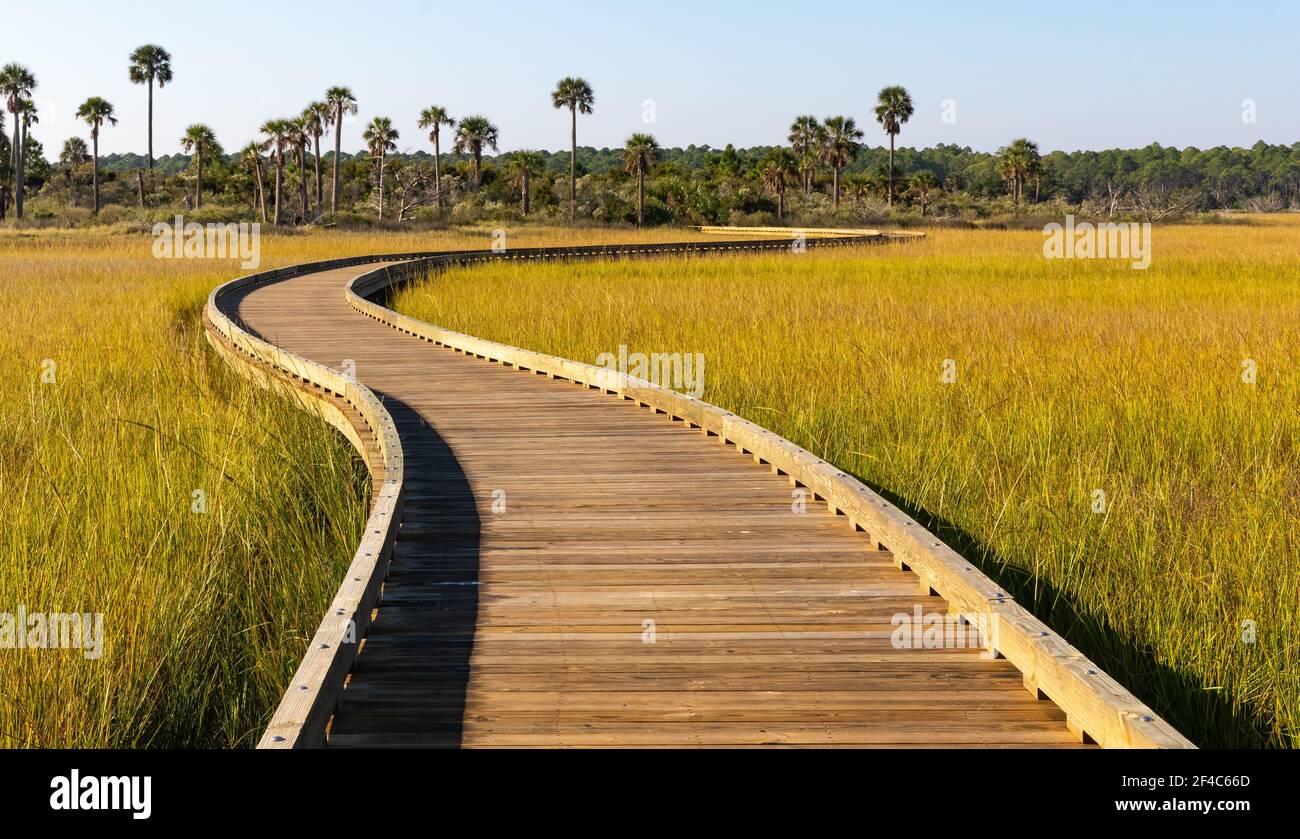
[301,101,330,209]
[16,97,38,188]
[59,136,89,199]
[179,124,220,209]
[60,136,89,168]
[551,76,594,218]
[506,150,546,215]
[75,97,116,214]
[417,106,454,213]
[997,138,1042,205]
[907,170,939,217]
[127,45,172,171]
[363,116,398,219]
[260,118,294,224]
[240,141,268,222]
[820,116,863,209]
[788,116,823,195]
[759,148,797,222]
[453,115,499,186]
[324,86,357,212]
[1,64,37,218]
[874,85,914,207]
[290,117,311,221]
[1023,140,1044,202]
[623,133,659,227]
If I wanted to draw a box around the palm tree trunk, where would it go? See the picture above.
[195,149,203,209]
[313,132,323,209]
[254,160,267,222]
[888,135,895,207]
[569,106,577,220]
[147,79,154,170]
[377,151,385,220]
[16,121,25,218]
[833,166,841,209]
[433,132,443,214]
[777,187,784,222]
[298,148,308,221]
[637,169,645,227]
[473,150,482,186]
[522,172,530,215]
[273,155,283,225]
[91,135,100,214]
[331,110,342,213]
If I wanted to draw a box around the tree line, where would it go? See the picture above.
[4,51,1299,227]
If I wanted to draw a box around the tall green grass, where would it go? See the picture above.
[391,219,1300,748]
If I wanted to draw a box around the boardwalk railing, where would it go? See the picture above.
[208,230,1194,749]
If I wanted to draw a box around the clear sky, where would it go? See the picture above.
[9,0,1298,158]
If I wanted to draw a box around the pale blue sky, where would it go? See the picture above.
[10,0,1298,157]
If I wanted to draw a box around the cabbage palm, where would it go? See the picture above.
[623,133,659,227]
[1,63,37,218]
[998,137,1042,205]
[240,141,268,222]
[907,170,939,216]
[760,148,797,222]
[260,118,294,224]
[60,136,89,168]
[1023,139,1044,202]
[290,117,311,220]
[417,106,454,213]
[128,45,172,171]
[551,76,594,218]
[506,150,546,215]
[179,124,220,209]
[874,85,914,206]
[75,97,116,214]
[324,86,357,212]
[788,115,823,195]
[363,116,399,219]
[302,101,330,209]
[820,115,863,208]
[453,115,499,186]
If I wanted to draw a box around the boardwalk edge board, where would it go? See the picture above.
[206,230,1193,750]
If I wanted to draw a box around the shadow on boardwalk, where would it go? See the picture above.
[328,394,482,748]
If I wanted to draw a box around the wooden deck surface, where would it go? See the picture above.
[228,259,1092,748]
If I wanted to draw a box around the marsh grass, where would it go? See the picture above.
[391,218,1300,748]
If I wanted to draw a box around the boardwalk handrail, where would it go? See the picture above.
[205,233,895,748]
[341,237,1195,750]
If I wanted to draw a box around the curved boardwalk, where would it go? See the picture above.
[225,251,1091,749]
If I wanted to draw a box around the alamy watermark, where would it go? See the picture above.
[891,605,997,660]
[50,770,151,820]
[1043,214,1151,269]
[152,215,261,269]
[594,344,705,398]
[1,606,103,659]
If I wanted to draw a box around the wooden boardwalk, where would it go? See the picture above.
[210,239,1188,749]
